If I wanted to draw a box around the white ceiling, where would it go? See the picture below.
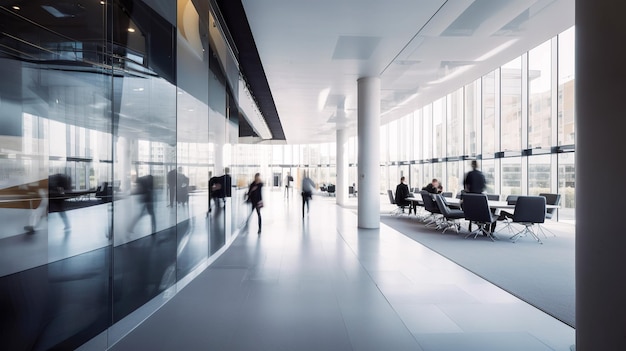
[241,0,574,144]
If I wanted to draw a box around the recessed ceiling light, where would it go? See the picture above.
[12,6,20,10]
[128,28,135,33]
[100,1,105,4]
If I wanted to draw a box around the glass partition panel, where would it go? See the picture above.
[111,0,177,324]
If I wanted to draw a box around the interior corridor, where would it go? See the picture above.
[106,190,574,351]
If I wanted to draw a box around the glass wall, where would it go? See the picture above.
[0,1,247,349]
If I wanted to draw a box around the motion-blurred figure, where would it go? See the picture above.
[245,173,264,234]
[128,174,156,234]
[301,174,315,218]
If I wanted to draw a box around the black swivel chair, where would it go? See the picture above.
[434,194,465,233]
[441,191,453,198]
[510,196,547,244]
[495,195,519,234]
[461,193,498,241]
[421,191,442,227]
[327,184,336,197]
[387,190,410,216]
[539,193,561,237]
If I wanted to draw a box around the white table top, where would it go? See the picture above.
[406,195,559,210]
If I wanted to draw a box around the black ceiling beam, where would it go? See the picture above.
[215,0,286,140]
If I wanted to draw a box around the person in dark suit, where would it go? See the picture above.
[167,168,177,207]
[464,160,487,232]
[464,160,486,194]
[245,173,264,234]
[301,174,315,218]
[422,178,441,194]
[176,167,189,206]
[129,174,156,233]
[395,176,411,213]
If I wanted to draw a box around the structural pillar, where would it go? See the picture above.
[576,1,626,349]
[336,128,348,206]
[357,77,380,229]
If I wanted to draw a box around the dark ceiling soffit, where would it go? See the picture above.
[215,0,286,140]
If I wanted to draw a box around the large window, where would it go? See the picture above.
[501,58,522,151]
[528,39,553,148]
[482,70,497,155]
[558,26,576,146]
[447,88,464,157]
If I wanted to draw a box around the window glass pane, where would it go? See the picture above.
[388,120,398,161]
[423,104,432,159]
[433,98,445,158]
[528,39,553,148]
[413,110,422,160]
[445,161,463,197]
[501,58,522,151]
[528,154,552,195]
[380,124,388,163]
[482,71,497,155]
[501,157,522,198]
[558,152,575,222]
[479,159,496,195]
[558,26,575,146]
[465,79,481,156]
[447,88,463,157]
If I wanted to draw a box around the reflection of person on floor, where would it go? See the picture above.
[245,173,264,234]
[167,168,177,207]
[176,167,189,206]
[129,174,156,234]
[301,174,314,218]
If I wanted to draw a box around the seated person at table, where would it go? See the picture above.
[395,176,412,213]
[422,179,442,194]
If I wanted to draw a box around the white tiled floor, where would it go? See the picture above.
[110,190,575,351]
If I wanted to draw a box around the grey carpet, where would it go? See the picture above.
[380,215,575,327]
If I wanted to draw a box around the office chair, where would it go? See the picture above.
[510,196,547,244]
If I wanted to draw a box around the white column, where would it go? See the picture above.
[576,1,626,349]
[357,77,380,229]
[336,128,348,206]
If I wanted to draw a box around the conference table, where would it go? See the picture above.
[405,195,559,211]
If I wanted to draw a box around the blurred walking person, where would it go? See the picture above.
[245,173,264,234]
